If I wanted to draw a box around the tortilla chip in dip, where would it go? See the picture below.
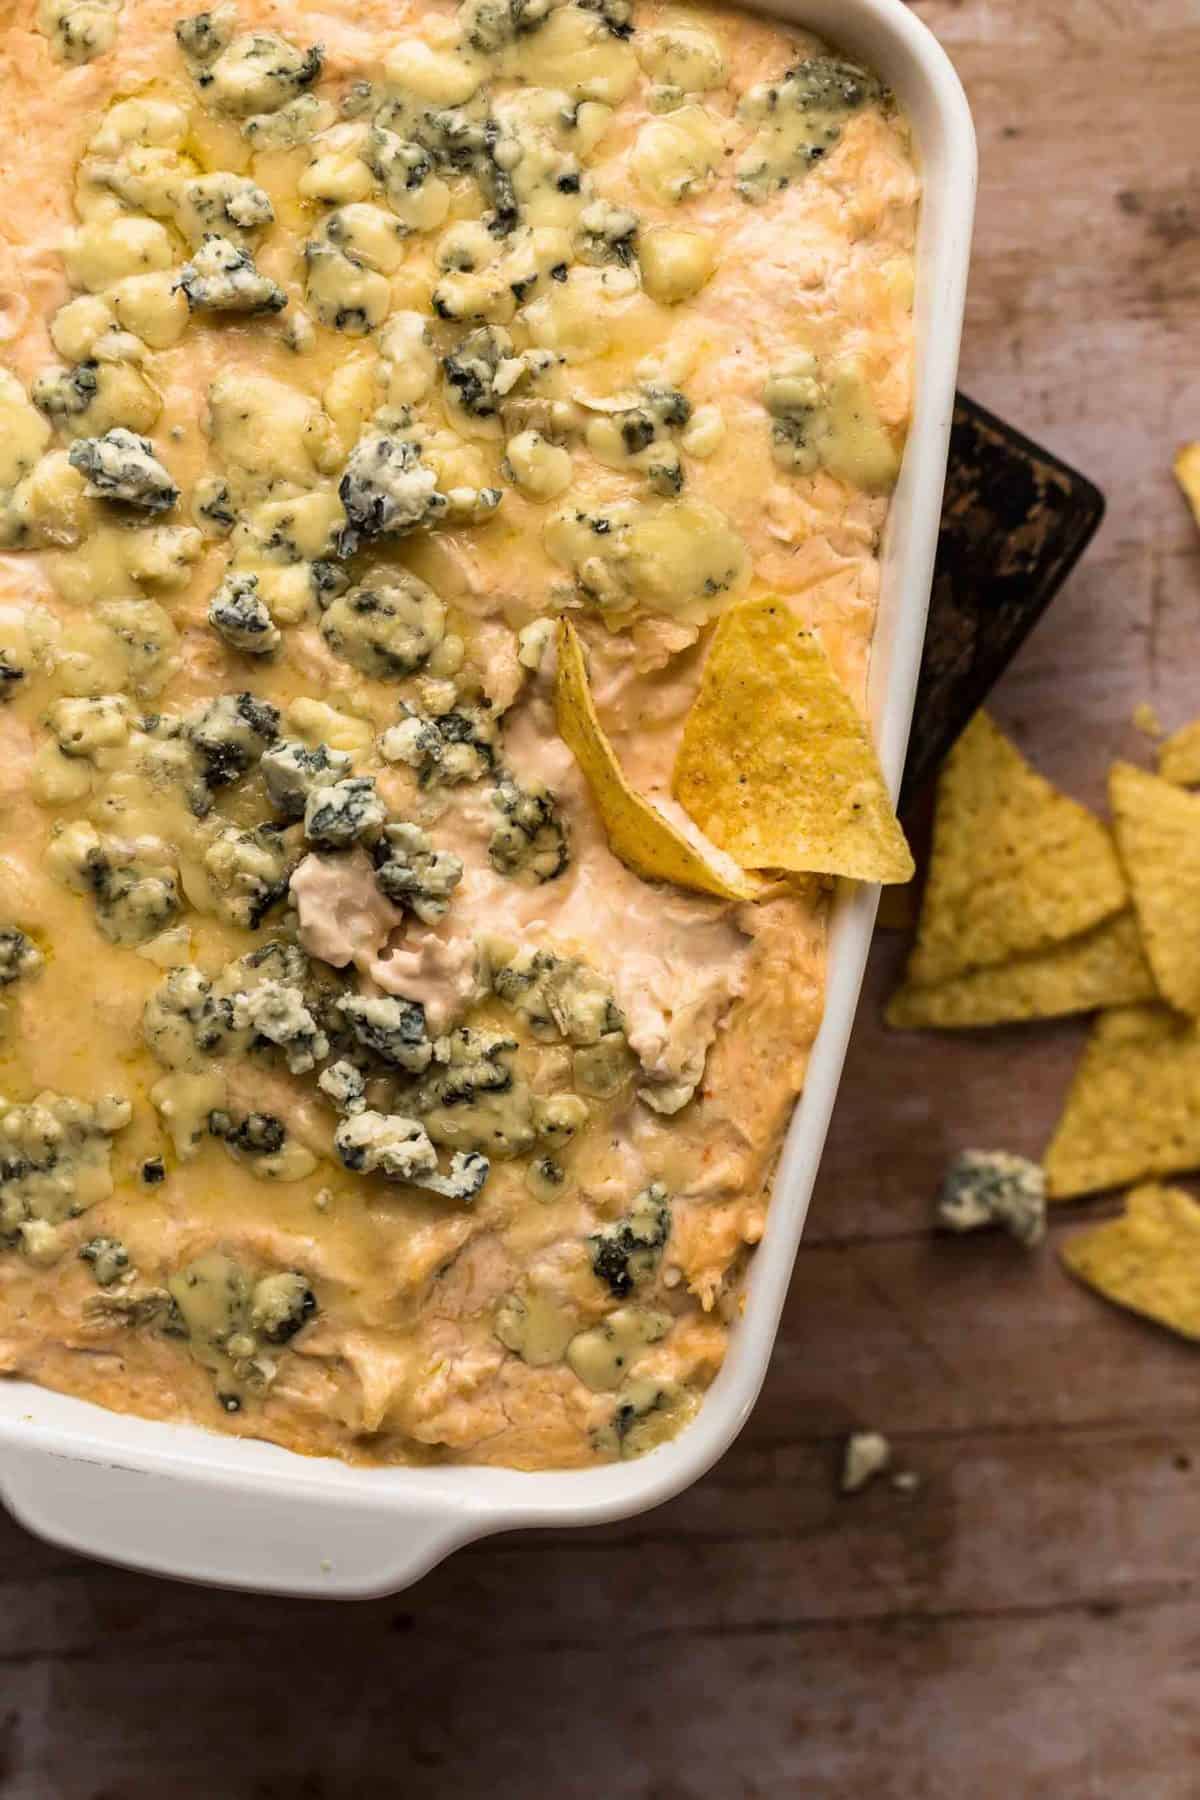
[1175,443,1200,530]
[1044,1004,1200,1199]
[902,712,1126,990]
[886,909,1155,1031]
[555,620,762,903]
[671,595,913,883]
[1110,760,1200,1015]
[1061,1184,1200,1342]
[1158,719,1200,787]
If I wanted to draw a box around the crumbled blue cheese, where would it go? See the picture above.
[243,92,335,150]
[37,0,122,64]
[406,1026,540,1160]
[0,1091,131,1249]
[503,428,573,500]
[574,198,639,266]
[47,694,130,759]
[637,226,715,304]
[176,236,287,315]
[335,434,447,553]
[230,980,329,1074]
[203,825,297,929]
[582,383,691,495]
[175,174,275,244]
[209,1108,317,1182]
[334,1109,489,1200]
[302,241,390,334]
[318,1059,367,1115]
[340,993,432,1072]
[378,703,497,787]
[841,1429,892,1493]
[151,1069,228,1160]
[174,7,235,77]
[491,944,623,1044]
[249,1270,317,1343]
[303,776,385,849]
[566,1304,670,1390]
[736,57,884,203]
[45,819,180,945]
[164,1249,317,1407]
[937,1150,1047,1248]
[593,1374,687,1460]
[319,573,450,679]
[261,738,354,820]
[143,964,236,1071]
[0,928,42,987]
[79,1233,132,1286]
[207,571,282,655]
[360,125,451,234]
[589,1183,671,1297]
[371,821,464,924]
[186,691,280,797]
[488,774,569,881]
[188,28,324,117]
[67,428,178,512]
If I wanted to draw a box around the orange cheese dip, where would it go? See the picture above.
[0,0,916,1467]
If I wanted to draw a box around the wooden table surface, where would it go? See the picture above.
[5,3,1200,1794]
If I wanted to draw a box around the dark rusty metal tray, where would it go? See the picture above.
[901,393,1106,808]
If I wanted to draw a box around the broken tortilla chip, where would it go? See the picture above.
[1158,719,1200,787]
[886,909,1155,1031]
[1175,442,1200,530]
[1061,1184,1200,1343]
[1044,1004,1200,1199]
[671,594,913,883]
[902,712,1127,990]
[1110,761,1200,1015]
[555,619,762,902]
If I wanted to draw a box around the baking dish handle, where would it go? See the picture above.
[0,1444,475,1596]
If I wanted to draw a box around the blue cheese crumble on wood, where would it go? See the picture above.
[937,1150,1047,1248]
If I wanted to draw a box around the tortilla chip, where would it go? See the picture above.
[1110,761,1200,1015]
[555,620,762,902]
[1044,1004,1200,1199]
[902,712,1127,989]
[1158,719,1200,786]
[1175,442,1200,530]
[671,595,913,883]
[1061,1184,1200,1342]
[886,909,1155,1030]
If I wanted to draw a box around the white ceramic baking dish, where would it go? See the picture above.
[0,0,974,1595]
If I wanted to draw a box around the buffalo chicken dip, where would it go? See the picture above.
[0,0,917,1466]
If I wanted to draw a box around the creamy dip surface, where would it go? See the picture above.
[0,0,916,1467]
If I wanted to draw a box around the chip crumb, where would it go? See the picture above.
[1131,702,1163,740]
[937,1149,1046,1247]
[1175,443,1200,530]
[1061,1183,1200,1341]
[891,1468,921,1495]
[841,1429,892,1493]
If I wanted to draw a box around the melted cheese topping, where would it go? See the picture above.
[0,0,916,1469]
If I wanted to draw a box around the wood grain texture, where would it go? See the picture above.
[4,3,1200,1795]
